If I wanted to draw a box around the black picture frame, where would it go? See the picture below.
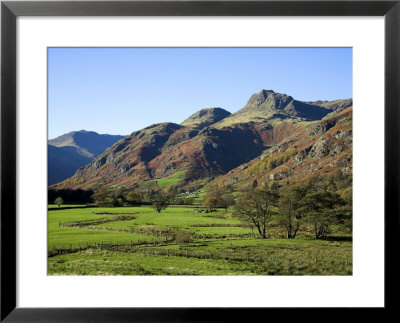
[1,0,399,321]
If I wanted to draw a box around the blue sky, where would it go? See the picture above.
[48,48,352,139]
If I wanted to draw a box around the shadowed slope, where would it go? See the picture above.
[48,130,125,185]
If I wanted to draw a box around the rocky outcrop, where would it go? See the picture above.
[309,137,330,158]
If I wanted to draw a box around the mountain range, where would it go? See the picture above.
[48,131,125,185]
[50,89,352,191]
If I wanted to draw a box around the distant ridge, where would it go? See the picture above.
[49,130,125,158]
[48,130,125,185]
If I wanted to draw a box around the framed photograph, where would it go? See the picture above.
[1,0,398,321]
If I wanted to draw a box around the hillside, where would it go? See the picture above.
[48,130,125,185]
[51,90,352,191]
[213,107,352,190]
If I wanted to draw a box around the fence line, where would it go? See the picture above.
[119,247,352,266]
[47,239,169,257]
[48,241,352,268]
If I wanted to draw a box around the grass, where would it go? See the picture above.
[185,188,207,200]
[191,226,253,239]
[48,206,352,275]
[48,249,257,275]
[48,207,162,249]
[48,239,352,275]
[149,170,186,188]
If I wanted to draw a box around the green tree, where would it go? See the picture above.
[278,184,307,239]
[152,193,168,213]
[300,190,344,239]
[337,189,353,232]
[233,187,278,239]
[54,196,64,208]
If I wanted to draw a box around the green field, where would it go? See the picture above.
[48,206,352,275]
[147,170,186,188]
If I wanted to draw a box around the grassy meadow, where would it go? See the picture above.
[48,205,352,275]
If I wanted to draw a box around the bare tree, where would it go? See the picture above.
[278,184,307,238]
[233,187,278,239]
[219,194,235,212]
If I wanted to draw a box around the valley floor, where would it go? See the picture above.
[48,206,352,276]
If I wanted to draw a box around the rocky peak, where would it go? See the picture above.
[246,89,294,109]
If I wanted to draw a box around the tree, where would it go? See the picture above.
[112,187,126,200]
[278,184,307,238]
[152,193,168,213]
[163,184,178,203]
[233,187,278,239]
[204,196,219,212]
[91,187,110,204]
[54,196,64,208]
[252,179,258,190]
[91,188,124,207]
[219,194,235,212]
[203,186,222,212]
[125,190,142,205]
[48,189,94,204]
[337,189,353,232]
[203,183,233,212]
[269,181,280,192]
[300,190,344,239]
